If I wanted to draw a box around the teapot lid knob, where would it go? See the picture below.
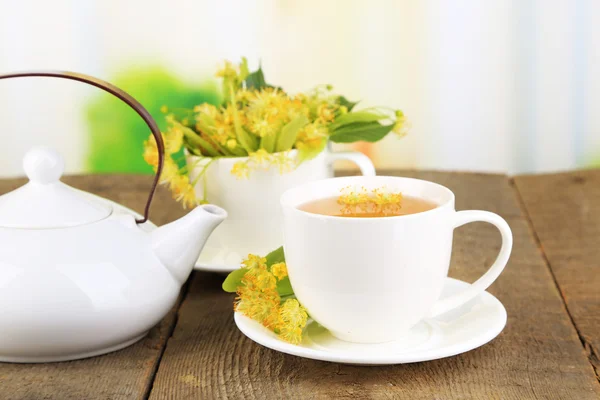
[23,147,64,184]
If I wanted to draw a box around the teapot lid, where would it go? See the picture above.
[0,147,112,229]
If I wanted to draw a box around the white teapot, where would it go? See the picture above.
[0,72,226,363]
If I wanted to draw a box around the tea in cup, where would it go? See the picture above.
[281,176,512,344]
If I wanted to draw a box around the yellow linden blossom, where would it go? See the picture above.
[245,266,277,292]
[372,188,402,214]
[243,254,267,269]
[236,255,280,329]
[167,173,197,209]
[392,110,409,137]
[235,254,309,344]
[276,299,308,345]
[159,158,179,186]
[245,88,290,137]
[194,103,218,119]
[235,88,255,104]
[227,139,238,149]
[164,128,184,155]
[338,186,402,215]
[296,123,327,150]
[215,60,238,79]
[316,103,336,124]
[143,136,159,168]
[236,285,280,329]
[271,151,294,174]
[231,161,250,179]
[249,148,271,164]
[271,263,288,280]
[338,186,371,214]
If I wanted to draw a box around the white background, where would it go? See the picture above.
[0,0,598,176]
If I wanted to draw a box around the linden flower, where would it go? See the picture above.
[249,148,272,165]
[338,186,371,214]
[316,103,336,124]
[235,88,255,104]
[338,186,403,215]
[159,158,179,186]
[143,136,159,168]
[170,174,198,209]
[246,88,290,137]
[245,265,277,291]
[392,110,409,137]
[231,161,250,179]
[296,123,327,150]
[194,103,218,119]
[271,263,288,280]
[236,286,280,329]
[234,253,310,344]
[276,299,308,345]
[215,60,238,79]
[271,151,294,174]
[165,128,184,155]
[242,254,266,269]
[226,139,238,149]
[236,255,280,329]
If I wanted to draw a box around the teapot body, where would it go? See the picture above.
[0,73,227,363]
[0,211,180,362]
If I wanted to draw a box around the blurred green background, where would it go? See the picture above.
[85,67,219,173]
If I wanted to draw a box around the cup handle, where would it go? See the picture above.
[326,151,376,176]
[428,210,513,318]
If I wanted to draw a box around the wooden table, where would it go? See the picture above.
[0,170,598,400]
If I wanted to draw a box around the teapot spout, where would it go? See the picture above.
[151,204,227,284]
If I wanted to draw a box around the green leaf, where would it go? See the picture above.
[239,57,250,81]
[176,121,221,157]
[337,96,359,111]
[276,276,294,297]
[260,134,277,153]
[222,267,248,293]
[245,66,269,90]
[265,246,285,266]
[330,110,387,131]
[329,121,394,143]
[231,100,259,153]
[275,115,308,152]
[298,139,327,163]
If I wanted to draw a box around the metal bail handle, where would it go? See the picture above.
[0,71,165,224]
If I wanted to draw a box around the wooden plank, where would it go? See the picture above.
[515,169,600,380]
[149,171,600,399]
[0,175,186,400]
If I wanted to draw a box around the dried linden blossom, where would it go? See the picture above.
[338,186,403,216]
[235,254,308,345]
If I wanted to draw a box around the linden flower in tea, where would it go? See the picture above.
[299,186,437,217]
[223,248,309,345]
[143,57,409,208]
[338,186,403,216]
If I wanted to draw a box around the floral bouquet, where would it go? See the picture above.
[143,58,407,208]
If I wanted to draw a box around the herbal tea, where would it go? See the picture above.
[299,195,438,217]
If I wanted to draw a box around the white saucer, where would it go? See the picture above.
[234,277,507,365]
[194,246,242,273]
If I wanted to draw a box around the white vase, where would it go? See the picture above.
[187,148,375,268]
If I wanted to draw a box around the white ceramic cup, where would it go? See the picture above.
[281,176,513,344]
[189,148,375,267]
